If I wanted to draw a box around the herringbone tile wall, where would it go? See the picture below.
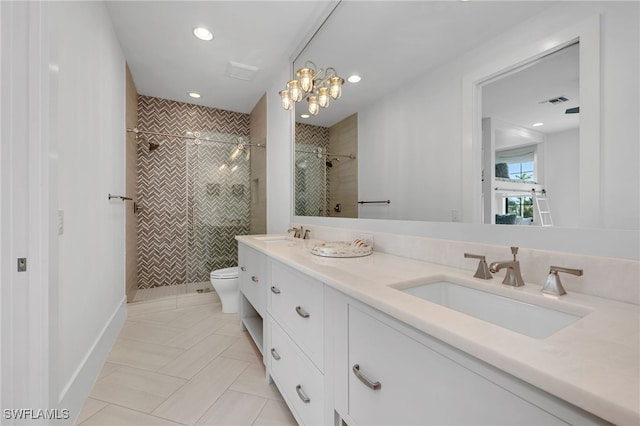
[295,123,330,216]
[137,96,251,289]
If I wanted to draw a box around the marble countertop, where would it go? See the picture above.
[236,235,640,425]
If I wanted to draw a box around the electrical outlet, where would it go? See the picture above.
[451,209,460,222]
[17,258,27,272]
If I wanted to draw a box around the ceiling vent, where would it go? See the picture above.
[538,95,569,105]
[225,61,259,81]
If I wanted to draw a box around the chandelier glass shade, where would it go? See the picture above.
[279,61,344,115]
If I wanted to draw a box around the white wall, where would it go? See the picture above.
[51,2,126,421]
[601,3,640,230]
[546,129,580,228]
[358,61,462,222]
[357,1,638,228]
[266,63,294,233]
[275,2,640,260]
[1,1,53,415]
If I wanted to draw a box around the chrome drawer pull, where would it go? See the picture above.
[270,348,281,361]
[240,266,247,271]
[295,385,310,403]
[295,306,310,318]
[251,276,259,283]
[352,364,381,390]
[271,286,281,294]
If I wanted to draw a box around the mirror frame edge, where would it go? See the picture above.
[290,13,640,260]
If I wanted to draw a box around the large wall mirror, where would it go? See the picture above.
[291,1,639,231]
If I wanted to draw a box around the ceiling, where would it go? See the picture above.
[106,1,570,131]
[292,1,560,127]
[105,1,331,114]
[483,43,579,135]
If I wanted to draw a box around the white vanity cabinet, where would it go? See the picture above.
[267,260,329,425]
[236,238,613,426]
[269,320,325,425]
[269,261,324,370]
[238,242,268,355]
[238,243,267,316]
[346,305,565,425]
[331,291,607,426]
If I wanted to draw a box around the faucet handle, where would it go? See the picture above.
[303,229,311,239]
[510,246,519,260]
[542,266,583,296]
[464,253,493,280]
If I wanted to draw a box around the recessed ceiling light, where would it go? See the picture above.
[347,74,361,83]
[532,122,544,127]
[300,114,310,119]
[193,27,213,41]
[188,92,201,98]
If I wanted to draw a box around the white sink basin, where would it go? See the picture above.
[254,236,292,243]
[399,280,584,338]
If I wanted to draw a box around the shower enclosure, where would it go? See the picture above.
[295,143,330,217]
[136,133,252,296]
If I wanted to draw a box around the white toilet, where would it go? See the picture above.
[210,267,239,313]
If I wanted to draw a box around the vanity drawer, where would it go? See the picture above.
[347,305,566,426]
[238,243,267,316]
[270,261,324,370]
[270,319,324,426]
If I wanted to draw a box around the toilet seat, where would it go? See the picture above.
[210,266,238,279]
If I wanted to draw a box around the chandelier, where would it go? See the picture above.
[279,61,344,116]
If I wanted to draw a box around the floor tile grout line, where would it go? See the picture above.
[190,372,266,426]
[76,401,110,426]
[150,357,253,425]
[78,401,189,426]
[79,292,296,426]
[94,362,189,388]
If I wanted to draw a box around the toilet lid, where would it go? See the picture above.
[210,267,238,279]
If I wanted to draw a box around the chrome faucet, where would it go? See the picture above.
[489,246,525,287]
[542,266,583,296]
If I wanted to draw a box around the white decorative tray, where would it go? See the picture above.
[311,240,373,258]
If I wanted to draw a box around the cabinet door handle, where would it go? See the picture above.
[251,276,259,283]
[295,306,310,318]
[270,348,281,361]
[271,286,281,294]
[240,266,247,272]
[352,364,381,390]
[295,385,310,403]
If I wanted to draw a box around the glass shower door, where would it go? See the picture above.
[295,143,329,216]
[186,137,251,291]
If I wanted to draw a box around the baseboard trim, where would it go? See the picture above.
[57,296,127,423]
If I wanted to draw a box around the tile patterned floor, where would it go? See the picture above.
[76,292,296,426]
